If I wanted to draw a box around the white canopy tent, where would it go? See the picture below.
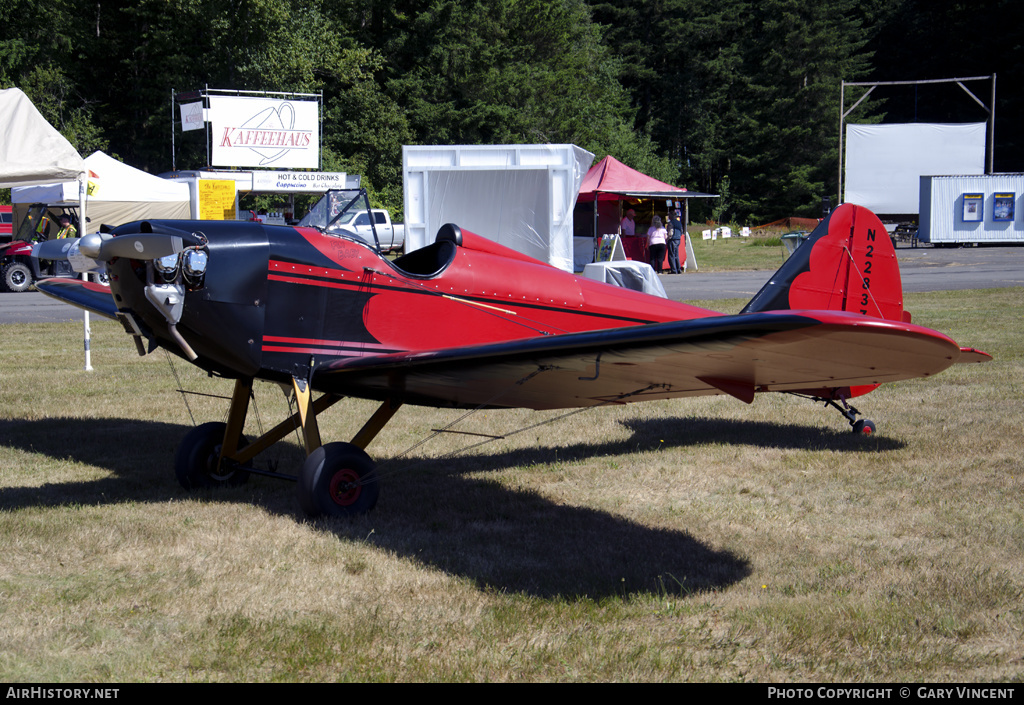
[0,87,92,370]
[0,87,85,188]
[13,151,190,229]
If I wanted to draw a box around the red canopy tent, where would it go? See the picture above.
[578,155,689,202]
[575,156,716,264]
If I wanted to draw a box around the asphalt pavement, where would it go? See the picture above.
[660,243,1024,301]
[2,244,1023,324]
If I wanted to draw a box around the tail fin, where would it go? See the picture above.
[741,203,905,322]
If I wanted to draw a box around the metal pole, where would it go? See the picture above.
[205,83,210,167]
[79,174,92,372]
[989,74,996,174]
[838,81,845,205]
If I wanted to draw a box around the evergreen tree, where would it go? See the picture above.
[728,0,873,221]
[0,0,107,154]
[867,0,1022,172]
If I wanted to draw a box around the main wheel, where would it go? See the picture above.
[2,262,33,293]
[852,419,876,435]
[297,442,379,517]
[174,421,250,489]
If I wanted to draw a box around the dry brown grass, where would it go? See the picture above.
[1,289,1022,681]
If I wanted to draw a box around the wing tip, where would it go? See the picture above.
[35,277,118,320]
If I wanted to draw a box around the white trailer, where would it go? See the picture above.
[919,173,1024,245]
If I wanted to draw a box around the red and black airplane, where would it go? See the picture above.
[35,191,990,517]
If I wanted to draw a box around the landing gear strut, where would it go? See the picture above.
[172,376,402,517]
[820,397,876,435]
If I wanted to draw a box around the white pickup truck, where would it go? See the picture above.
[330,208,405,253]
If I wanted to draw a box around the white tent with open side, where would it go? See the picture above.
[0,87,84,188]
[12,151,191,229]
[0,87,94,370]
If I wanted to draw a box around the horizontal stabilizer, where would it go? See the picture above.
[957,347,992,364]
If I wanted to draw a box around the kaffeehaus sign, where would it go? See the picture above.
[209,96,319,169]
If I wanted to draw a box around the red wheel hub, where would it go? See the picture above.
[328,468,361,506]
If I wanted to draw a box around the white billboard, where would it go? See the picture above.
[844,123,985,214]
[209,96,319,169]
[251,170,350,192]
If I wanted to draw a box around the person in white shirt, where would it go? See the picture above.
[620,208,636,236]
[647,215,667,273]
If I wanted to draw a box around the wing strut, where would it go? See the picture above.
[351,398,403,449]
[207,377,346,470]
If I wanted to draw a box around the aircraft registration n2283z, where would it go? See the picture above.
[35,191,990,517]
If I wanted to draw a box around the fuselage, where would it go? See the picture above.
[108,221,720,384]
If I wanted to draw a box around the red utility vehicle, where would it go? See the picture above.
[0,205,12,242]
[0,204,81,292]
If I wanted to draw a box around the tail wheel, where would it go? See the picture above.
[174,421,250,489]
[298,442,379,517]
[852,419,876,435]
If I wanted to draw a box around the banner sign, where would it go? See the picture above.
[209,96,319,169]
[198,179,236,220]
[180,101,205,132]
[251,171,349,192]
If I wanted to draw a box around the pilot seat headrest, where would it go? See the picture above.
[435,223,463,247]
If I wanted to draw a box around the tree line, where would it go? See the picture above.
[2,0,1019,223]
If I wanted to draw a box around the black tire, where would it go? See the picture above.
[174,421,250,489]
[297,442,379,517]
[2,262,33,293]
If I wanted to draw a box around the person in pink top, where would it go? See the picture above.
[620,208,636,236]
[647,215,667,273]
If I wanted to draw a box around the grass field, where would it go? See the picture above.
[684,227,791,271]
[1,289,1022,682]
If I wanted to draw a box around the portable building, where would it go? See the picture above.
[402,144,593,272]
[919,174,1024,244]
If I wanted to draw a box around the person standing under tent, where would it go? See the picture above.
[620,208,636,236]
[667,210,683,274]
[647,215,667,274]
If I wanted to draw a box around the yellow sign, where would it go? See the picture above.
[198,179,236,220]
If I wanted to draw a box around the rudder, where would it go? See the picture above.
[741,203,905,322]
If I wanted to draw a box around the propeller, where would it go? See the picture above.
[32,225,206,270]
[33,238,80,261]
[87,232,185,261]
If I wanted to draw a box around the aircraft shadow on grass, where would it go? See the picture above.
[0,414,902,598]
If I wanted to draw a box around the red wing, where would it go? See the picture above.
[312,311,972,410]
[34,278,118,320]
